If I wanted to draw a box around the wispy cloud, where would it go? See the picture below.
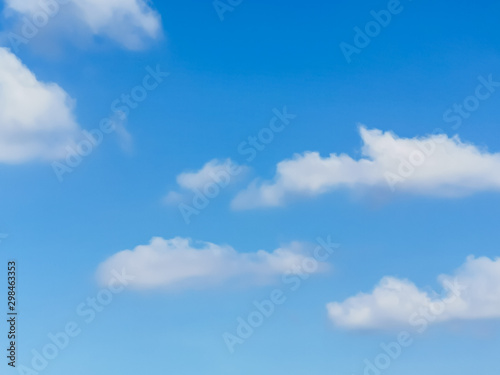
[163,158,248,205]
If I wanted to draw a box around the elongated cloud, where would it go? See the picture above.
[232,127,500,209]
[327,256,500,330]
[0,47,81,163]
[5,0,162,50]
[96,237,327,290]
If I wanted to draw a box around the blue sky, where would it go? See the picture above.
[1,0,500,374]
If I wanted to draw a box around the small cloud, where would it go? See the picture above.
[164,158,249,205]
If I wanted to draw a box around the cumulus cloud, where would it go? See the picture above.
[0,47,81,163]
[5,0,162,50]
[327,256,500,330]
[164,159,247,204]
[231,127,500,209]
[96,237,327,290]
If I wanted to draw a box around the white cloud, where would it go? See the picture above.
[232,127,500,209]
[0,47,81,163]
[327,256,500,330]
[177,159,237,190]
[96,237,327,290]
[5,0,162,50]
[164,159,247,204]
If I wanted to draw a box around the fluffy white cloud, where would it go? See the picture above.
[96,237,327,290]
[327,256,500,330]
[164,159,247,204]
[5,0,162,50]
[232,127,500,209]
[0,47,81,163]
